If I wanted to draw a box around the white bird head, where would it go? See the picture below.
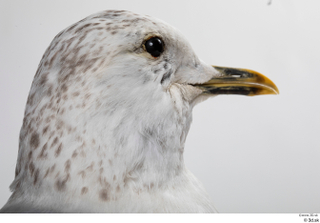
[2,10,278,213]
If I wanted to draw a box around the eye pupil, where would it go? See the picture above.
[145,37,164,57]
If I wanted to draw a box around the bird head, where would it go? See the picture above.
[49,10,277,118]
[7,10,278,212]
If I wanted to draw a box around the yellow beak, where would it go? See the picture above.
[193,66,279,96]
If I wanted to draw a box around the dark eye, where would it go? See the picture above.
[144,37,164,57]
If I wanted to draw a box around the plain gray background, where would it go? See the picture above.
[1,0,319,213]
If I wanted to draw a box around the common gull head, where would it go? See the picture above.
[1,10,278,213]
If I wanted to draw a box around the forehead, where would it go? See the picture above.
[60,10,174,41]
[47,9,187,64]
[39,10,189,81]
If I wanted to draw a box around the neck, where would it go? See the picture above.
[12,89,193,203]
